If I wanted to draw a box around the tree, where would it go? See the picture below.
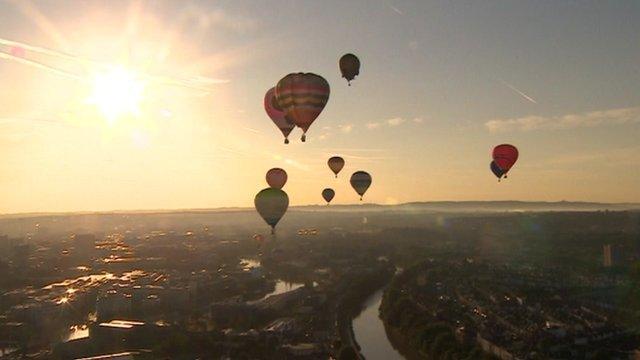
[339,346,358,360]
[429,332,456,359]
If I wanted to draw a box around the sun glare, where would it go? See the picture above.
[87,66,145,122]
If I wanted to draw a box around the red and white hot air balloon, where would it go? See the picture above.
[264,87,295,144]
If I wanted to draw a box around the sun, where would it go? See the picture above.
[87,66,145,122]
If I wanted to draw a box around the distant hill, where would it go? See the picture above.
[2,201,639,219]
[296,201,640,212]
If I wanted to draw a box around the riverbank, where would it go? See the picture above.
[352,289,404,360]
[383,322,425,360]
[335,263,395,359]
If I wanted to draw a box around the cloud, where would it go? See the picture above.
[339,124,353,133]
[366,117,424,130]
[485,107,640,133]
[408,41,419,51]
[271,154,310,171]
[185,6,257,32]
[519,146,640,173]
[387,117,406,126]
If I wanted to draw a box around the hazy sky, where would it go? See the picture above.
[0,0,639,213]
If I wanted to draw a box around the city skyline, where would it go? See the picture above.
[1,0,639,214]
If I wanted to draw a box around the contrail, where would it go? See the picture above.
[0,38,226,92]
[498,78,538,104]
[0,50,82,80]
[387,3,403,15]
[0,37,91,65]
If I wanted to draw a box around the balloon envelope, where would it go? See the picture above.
[9,46,25,58]
[327,156,345,177]
[275,73,330,141]
[492,144,519,172]
[264,87,294,144]
[266,168,287,189]
[490,161,506,179]
[254,188,289,234]
[253,234,265,244]
[350,171,372,200]
[339,53,360,85]
[322,188,335,204]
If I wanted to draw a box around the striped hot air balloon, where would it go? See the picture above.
[275,73,330,142]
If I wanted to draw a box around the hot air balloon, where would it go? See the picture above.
[492,144,519,178]
[322,188,335,204]
[253,233,265,245]
[9,46,25,58]
[254,188,289,234]
[490,161,506,181]
[264,87,295,144]
[266,168,287,189]
[275,73,330,142]
[327,156,345,178]
[339,53,360,85]
[350,171,372,200]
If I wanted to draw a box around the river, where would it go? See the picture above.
[352,289,404,360]
[240,258,306,301]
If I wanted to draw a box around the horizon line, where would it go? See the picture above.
[2,199,639,218]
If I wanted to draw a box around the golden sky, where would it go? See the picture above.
[0,1,639,213]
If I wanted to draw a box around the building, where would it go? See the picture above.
[603,244,624,267]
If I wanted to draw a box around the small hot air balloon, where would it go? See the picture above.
[327,156,345,178]
[264,87,295,144]
[350,171,372,201]
[275,73,330,142]
[254,188,289,234]
[266,168,287,189]
[253,233,265,245]
[339,53,360,85]
[322,188,335,204]
[492,144,519,178]
[9,46,25,58]
[490,161,506,181]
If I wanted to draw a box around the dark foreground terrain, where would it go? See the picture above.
[1,204,639,359]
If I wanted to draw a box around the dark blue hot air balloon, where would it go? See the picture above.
[490,161,506,181]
